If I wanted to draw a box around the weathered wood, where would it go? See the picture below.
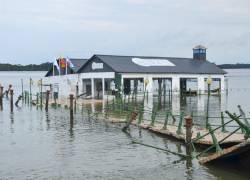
[21,79,24,103]
[185,116,193,144]
[199,140,250,164]
[122,111,138,131]
[40,79,43,109]
[238,105,250,127]
[0,86,3,109]
[10,89,13,112]
[69,94,74,123]
[15,95,22,107]
[185,116,193,156]
[45,90,50,111]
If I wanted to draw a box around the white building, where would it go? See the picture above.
[44,45,226,100]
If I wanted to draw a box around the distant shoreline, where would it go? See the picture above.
[0,63,249,71]
[0,63,51,71]
[218,64,250,69]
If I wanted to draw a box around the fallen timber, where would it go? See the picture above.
[100,111,250,167]
[25,95,248,148]
[97,113,245,147]
[193,111,250,166]
[198,140,250,164]
[11,88,250,166]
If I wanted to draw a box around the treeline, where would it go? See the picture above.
[1,62,249,71]
[0,62,51,71]
[218,63,250,69]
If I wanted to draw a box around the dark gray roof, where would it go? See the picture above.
[45,58,88,77]
[70,59,88,72]
[92,54,226,74]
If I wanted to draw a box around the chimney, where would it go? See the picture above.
[193,45,207,60]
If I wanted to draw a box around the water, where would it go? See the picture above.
[0,70,250,179]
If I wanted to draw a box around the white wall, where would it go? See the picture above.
[43,72,225,100]
[121,73,225,94]
[80,72,115,98]
[43,74,79,99]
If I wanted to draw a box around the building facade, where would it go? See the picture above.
[44,46,226,99]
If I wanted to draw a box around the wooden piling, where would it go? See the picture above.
[163,111,169,129]
[185,116,193,144]
[221,112,226,132]
[163,82,166,106]
[40,79,43,109]
[146,90,148,103]
[176,112,184,135]
[36,93,39,106]
[15,95,22,107]
[69,94,74,122]
[45,90,50,111]
[206,88,210,129]
[0,86,3,110]
[208,83,211,96]
[29,78,32,104]
[21,79,24,103]
[185,116,193,156]
[74,97,77,113]
[10,89,13,112]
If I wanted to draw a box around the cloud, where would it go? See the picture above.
[0,0,250,64]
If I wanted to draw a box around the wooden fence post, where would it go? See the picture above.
[185,116,193,156]
[0,86,3,110]
[10,89,14,112]
[15,95,22,107]
[69,94,74,123]
[45,90,50,111]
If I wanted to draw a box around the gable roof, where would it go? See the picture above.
[70,59,88,72]
[87,54,226,74]
[45,58,88,77]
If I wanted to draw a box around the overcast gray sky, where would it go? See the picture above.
[0,0,249,64]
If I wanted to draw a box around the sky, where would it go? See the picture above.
[0,0,250,65]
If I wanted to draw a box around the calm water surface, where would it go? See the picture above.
[0,70,250,180]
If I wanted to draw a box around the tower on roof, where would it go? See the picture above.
[193,45,207,61]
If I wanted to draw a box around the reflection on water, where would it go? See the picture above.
[0,98,250,179]
[0,70,250,179]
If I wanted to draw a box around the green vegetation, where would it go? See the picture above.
[218,63,250,69]
[0,62,249,71]
[0,62,51,71]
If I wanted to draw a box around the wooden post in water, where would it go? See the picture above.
[74,82,79,113]
[221,112,226,132]
[76,83,79,99]
[10,89,14,112]
[0,86,3,110]
[45,90,50,111]
[15,95,22,107]
[158,78,162,108]
[21,79,24,104]
[185,116,193,156]
[163,82,166,106]
[168,89,171,107]
[69,94,74,123]
[29,77,32,104]
[176,112,184,135]
[40,79,43,109]
[146,90,148,103]
[206,90,210,129]
[36,93,39,106]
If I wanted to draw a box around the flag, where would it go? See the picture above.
[59,58,66,68]
[53,59,60,71]
[66,58,74,68]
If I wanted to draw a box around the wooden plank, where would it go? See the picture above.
[199,140,250,164]
[88,113,245,146]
